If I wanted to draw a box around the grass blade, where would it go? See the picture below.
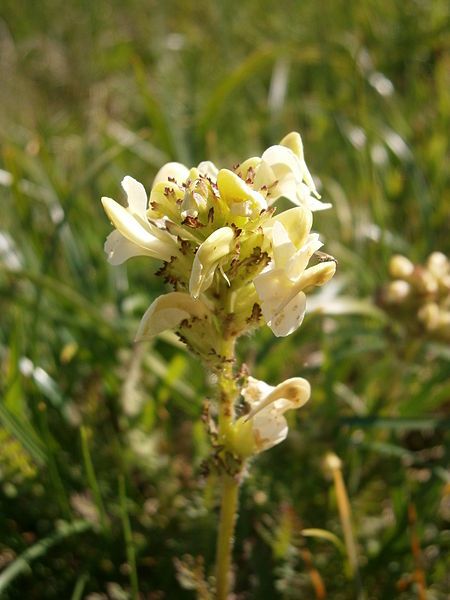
[80,426,109,532]
[0,520,92,593]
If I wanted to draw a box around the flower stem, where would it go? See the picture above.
[215,474,240,600]
[214,337,241,599]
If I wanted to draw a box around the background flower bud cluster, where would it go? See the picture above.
[382,252,450,341]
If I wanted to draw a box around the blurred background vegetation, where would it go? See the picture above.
[0,0,449,598]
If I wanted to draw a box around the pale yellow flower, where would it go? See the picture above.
[254,208,336,336]
[238,132,331,211]
[102,176,177,264]
[228,376,311,455]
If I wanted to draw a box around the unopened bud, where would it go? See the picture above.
[189,227,235,298]
[427,252,449,280]
[416,270,438,295]
[217,169,267,215]
[386,280,411,303]
[324,452,342,471]
[389,255,414,279]
[280,131,305,160]
[300,261,337,290]
[418,303,440,331]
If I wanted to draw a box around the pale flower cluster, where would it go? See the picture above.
[384,252,450,341]
[102,132,335,358]
[101,133,336,454]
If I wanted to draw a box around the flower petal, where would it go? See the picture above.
[285,234,322,281]
[236,157,262,181]
[271,221,297,270]
[121,176,148,218]
[102,197,175,261]
[152,162,189,188]
[242,375,311,452]
[269,291,307,337]
[279,131,318,196]
[104,230,154,265]
[249,377,311,418]
[197,161,219,180]
[252,410,289,452]
[295,261,337,291]
[217,169,267,214]
[261,144,301,177]
[270,171,299,204]
[136,292,209,340]
[254,267,294,323]
[242,376,275,406]
[189,227,235,298]
[268,206,313,249]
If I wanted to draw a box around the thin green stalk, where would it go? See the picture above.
[80,426,108,532]
[215,475,240,600]
[71,572,89,600]
[214,337,241,600]
[118,475,139,600]
[326,453,366,600]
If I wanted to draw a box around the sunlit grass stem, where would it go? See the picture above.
[326,453,366,600]
[80,426,108,532]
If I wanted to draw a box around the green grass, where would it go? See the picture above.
[0,0,449,597]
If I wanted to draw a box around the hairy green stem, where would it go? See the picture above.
[214,337,241,600]
[215,474,240,600]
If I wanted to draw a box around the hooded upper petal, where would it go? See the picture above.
[280,131,317,194]
[152,162,189,188]
[136,292,210,340]
[217,169,267,216]
[240,376,311,453]
[197,160,219,180]
[248,132,331,211]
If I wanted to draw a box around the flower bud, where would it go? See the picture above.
[389,255,414,279]
[418,302,440,331]
[189,227,236,298]
[416,270,438,294]
[299,261,337,291]
[427,252,449,280]
[324,452,342,471]
[217,169,267,217]
[385,280,411,303]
